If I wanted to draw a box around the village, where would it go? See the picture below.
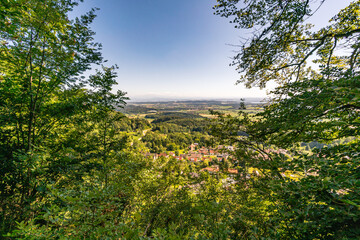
[143,143,239,175]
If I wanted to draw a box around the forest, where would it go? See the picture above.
[0,0,359,239]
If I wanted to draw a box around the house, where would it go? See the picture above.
[202,156,212,162]
[158,153,168,158]
[189,153,202,162]
[201,166,219,174]
[201,165,238,175]
[199,147,209,155]
[227,169,238,175]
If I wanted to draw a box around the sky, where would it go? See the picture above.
[73,0,352,102]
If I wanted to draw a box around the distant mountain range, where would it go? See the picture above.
[128,97,267,104]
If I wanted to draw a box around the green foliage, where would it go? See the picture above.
[0,0,130,237]
[152,122,188,134]
[141,131,211,153]
[146,112,204,120]
[211,0,360,238]
[140,111,212,153]
[2,0,359,239]
[0,1,244,239]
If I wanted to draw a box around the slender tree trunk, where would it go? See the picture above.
[103,119,108,187]
[27,30,34,152]
[27,76,34,152]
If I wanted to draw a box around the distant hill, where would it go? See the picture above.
[148,112,208,133]
[146,112,204,122]
[121,99,266,115]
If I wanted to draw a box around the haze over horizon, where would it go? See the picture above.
[74,0,351,101]
[127,96,267,103]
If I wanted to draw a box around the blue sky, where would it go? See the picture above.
[73,0,351,101]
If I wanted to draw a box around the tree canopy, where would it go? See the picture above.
[0,0,128,235]
[211,0,360,238]
[1,0,359,239]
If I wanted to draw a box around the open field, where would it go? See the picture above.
[121,100,266,118]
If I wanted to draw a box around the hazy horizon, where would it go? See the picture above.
[127,96,267,103]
